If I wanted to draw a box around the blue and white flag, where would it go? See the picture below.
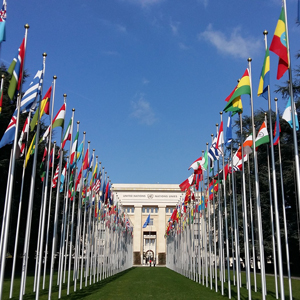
[20,69,43,114]
[143,214,151,228]
[208,136,220,162]
[0,110,17,148]
[282,97,299,131]
[225,111,232,146]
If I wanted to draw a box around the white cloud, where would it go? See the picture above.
[142,78,150,85]
[170,20,180,35]
[130,95,156,125]
[197,0,209,7]
[178,42,189,50]
[198,24,261,59]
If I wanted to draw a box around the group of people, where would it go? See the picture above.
[145,257,156,267]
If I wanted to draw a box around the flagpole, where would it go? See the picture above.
[247,150,257,292]
[80,141,90,288]
[230,143,240,300]
[67,121,80,294]
[48,94,67,299]
[0,24,30,299]
[74,131,86,291]
[239,112,251,299]
[275,98,293,300]
[210,133,218,293]
[282,0,300,228]
[206,141,213,290]
[216,123,224,295]
[43,141,56,288]
[220,112,231,299]
[20,51,47,299]
[9,112,31,298]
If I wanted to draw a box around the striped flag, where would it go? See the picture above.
[7,38,25,100]
[274,111,281,146]
[41,103,66,141]
[269,7,289,79]
[52,164,59,188]
[25,133,36,168]
[17,114,30,158]
[20,69,43,114]
[0,110,17,148]
[30,86,52,131]
[257,47,270,100]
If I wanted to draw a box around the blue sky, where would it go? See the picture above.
[1,0,300,184]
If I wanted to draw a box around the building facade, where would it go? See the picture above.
[112,184,184,265]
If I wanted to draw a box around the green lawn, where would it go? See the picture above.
[4,267,300,299]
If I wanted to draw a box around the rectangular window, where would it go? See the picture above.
[166,208,169,213]
[155,208,158,213]
[151,208,154,213]
[131,207,135,213]
[149,218,153,226]
[142,207,145,213]
[147,208,149,213]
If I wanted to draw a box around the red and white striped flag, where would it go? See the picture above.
[52,164,59,188]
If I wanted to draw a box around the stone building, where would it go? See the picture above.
[112,184,184,265]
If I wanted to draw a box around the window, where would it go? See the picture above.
[151,208,154,213]
[142,207,145,213]
[131,207,135,213]
[147,208,149,213]
[149,218,153,226]
[155,208,158,213]
[166,208,169,213]
[171,208,174,213]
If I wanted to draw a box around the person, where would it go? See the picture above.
[154,258,156,267]
[149,259,151,267]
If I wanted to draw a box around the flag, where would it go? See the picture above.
[52,164,59,188]
[17,114,30,158]
[179,174,196,191]
[69,131,79,168]
[188,156,202,171]
[25,133,36,168]
[255,121,270,148]
[257,48,270,100]
[0,0,7,43]
[90,162,98,187]
[61,118,72,149]
[41,103,66,141]
[40,145,48,182]
[269,7,289,80]
[82,149,89,170]
[282,97,299,131]
[200,150,208,171]
[76,140,83,162]
[0,110,17,148]
[225,111,232,146]
[224,69,250,114]
[30,86,52,131]
[20,69,43,114]
[143,214,151,228]
[208,179,218,200]
[208,136,220,162]
[274,111,281,146]
[92,171,101,194]
[60,162,68,192]
[216,121,224,150]
[7,38,25,100]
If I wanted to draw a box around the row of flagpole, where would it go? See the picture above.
[166,1,298,300]
[0,17,134,300]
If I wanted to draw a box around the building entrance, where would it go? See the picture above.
[143,231,156,265]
